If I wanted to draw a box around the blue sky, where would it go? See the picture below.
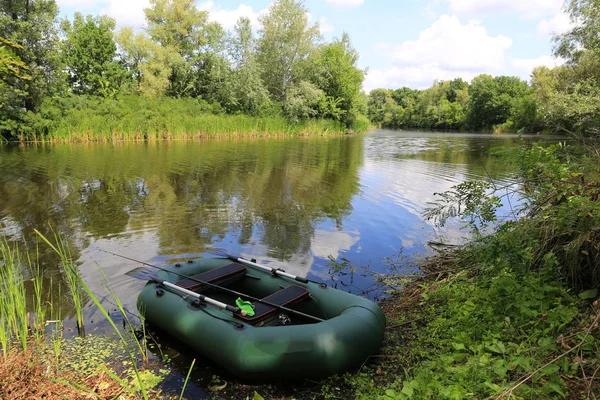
[55,0,571,91]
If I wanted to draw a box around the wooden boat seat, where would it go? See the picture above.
[235,284,310,325]
[175,263,246,292]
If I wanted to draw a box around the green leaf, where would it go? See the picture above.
[542,381,566,398]
[578,289,598,300]
[253,391,265,400]
[452,343,466,351]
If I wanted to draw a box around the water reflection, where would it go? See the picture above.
[0,131,542,322]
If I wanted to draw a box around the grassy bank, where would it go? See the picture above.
[0,233,182,399]
[318,140,600,399]
[15,95,371,142]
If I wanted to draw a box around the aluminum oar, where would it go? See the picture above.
[100,249,326,323]
[210,250,318,284]
[126,267,246,315]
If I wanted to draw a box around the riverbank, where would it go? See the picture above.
[4,95,371,143]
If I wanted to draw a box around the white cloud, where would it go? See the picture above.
[318,17,335,33]
[57,0,268,31]
[536,12,572,37]
[511,55,564,79]
[56,0,99,7]
[445,0,563,19]
[198,1,265,31]
[325,0,365,8]
[366,15,513,91]
[364,65,479,92]
[105,0,150,28]
[385,15,511,71]
[57,0,150,28]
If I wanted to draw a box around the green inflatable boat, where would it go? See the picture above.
[134,254,386,380]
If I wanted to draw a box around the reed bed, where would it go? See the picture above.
[31,95,363,143]
[0,231,197,398]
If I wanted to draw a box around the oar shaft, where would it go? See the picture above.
[233,257,309,283]
[102,249,324,322]
[161,281,240,314]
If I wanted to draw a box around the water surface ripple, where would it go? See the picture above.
[0,130,543,323]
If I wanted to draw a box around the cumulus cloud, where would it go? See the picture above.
[325,0,365,8]
[385,15,512,71]
[366,15,512,90]
[536,12,572,37]
[364,65,479,92]
[444,0,563,19]
[318,17,335,33]
[198,1,265,31]
[57,0,150,28]
[57,0,269,31]
[511,55,564,79]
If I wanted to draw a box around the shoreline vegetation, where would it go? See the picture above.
[1,0,600,399]
[19,95,368,143]
[1,0,370,143]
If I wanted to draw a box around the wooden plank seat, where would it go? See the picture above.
[175,263,246,292]
[235,284,310,325]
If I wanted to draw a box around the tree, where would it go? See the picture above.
[61,13,125,96]
[554,0,600,63]
[144,0,208,59]
[228,17,270,115]
[257,0,321,102]
[0,36,31,110]
[467,74,528,130]
[144,0,215,97]
[310,33,365,126]
[0,0,62,112]
[368,88,402,128]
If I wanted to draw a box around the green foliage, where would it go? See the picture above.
[228,17,272,115]
[310,33,366,127]
[257,0,321,102]
[32,95,356,141]
[379,267,579,399]
[424,181,501,232]
[532,53,600,135]
[554,0,600,64]
[0,36,31,112]
[515,143,600,289]
[61,13,125,96]
[368,88,403,128]
[0,0,369,140]
[367,75,539,133]
[0,0,63,138]
[467,74,529,131]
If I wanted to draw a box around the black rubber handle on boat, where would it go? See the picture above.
[295,276,309,283]
[226,305,242,314]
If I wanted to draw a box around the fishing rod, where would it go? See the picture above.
[99,249,325,323]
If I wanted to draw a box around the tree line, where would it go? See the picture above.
[0,0,368,140]
[367,0,600,135]
[367,75,538,133]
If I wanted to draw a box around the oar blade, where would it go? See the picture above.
[125,267,160,282]
[207,249,235,260]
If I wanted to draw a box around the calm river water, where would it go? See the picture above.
[0,130,541,390]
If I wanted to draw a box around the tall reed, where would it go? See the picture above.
[34,95,365,142]
[35,229,84,330]
[0,237,29,355]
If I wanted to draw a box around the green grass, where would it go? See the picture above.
[0,238,32,355]
[35,228,85,330]
[0,229,187,397]
[24,95,367,142]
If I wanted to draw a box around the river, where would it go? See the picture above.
[0,130,542,392]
